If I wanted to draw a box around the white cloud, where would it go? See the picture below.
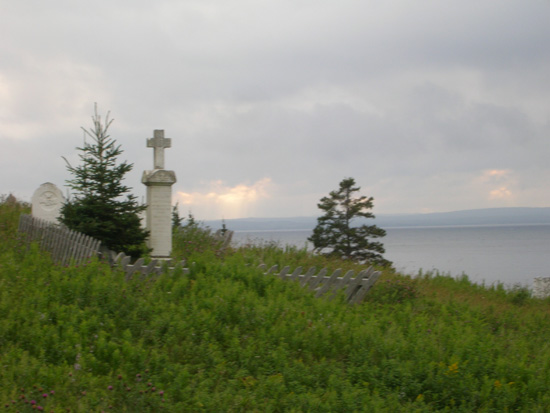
[175,178,272,219]
[489,187,513,200]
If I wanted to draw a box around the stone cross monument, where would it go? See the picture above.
[142,130,177,258]
[147,130,172,169]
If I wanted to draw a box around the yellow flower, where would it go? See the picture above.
[447,362,459,375]
[494,380,502,388]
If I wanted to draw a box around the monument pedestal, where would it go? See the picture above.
[142,170,176,258]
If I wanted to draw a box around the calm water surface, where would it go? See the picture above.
[232,225,550,287]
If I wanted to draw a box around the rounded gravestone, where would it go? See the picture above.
[31,182,65,223]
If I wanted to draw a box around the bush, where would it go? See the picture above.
[367,275,419,304]
[171,214,228,260]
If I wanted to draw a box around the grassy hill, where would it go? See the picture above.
[2,199,550,411]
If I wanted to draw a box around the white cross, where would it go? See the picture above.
[147,130,171,169]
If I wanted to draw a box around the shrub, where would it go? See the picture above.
[171,214,228,260]
[367,275,419,304]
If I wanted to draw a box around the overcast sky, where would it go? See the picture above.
[1,0,549,220]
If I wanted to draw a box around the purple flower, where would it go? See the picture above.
[42,393,48,398]
[108,385,113,391]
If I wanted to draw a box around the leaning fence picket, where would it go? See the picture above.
[308,268,328,289]
[351,271,381,304]
[344,269,368,301]
[289,266,302,281]
[300,267,317,287]
[315,269,342,297]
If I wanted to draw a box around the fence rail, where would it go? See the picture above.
[18,214,101,266]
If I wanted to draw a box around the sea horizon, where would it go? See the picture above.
[231,223,550,288]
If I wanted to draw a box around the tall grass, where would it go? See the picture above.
[3,199,550,411]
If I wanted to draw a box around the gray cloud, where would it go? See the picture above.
[1,0,549,218]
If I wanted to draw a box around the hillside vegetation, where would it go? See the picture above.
[2,200,550,412]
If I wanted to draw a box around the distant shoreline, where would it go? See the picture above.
[205,207,550,232]
[232,222,550,232]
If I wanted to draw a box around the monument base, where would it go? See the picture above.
[142,169,176,258]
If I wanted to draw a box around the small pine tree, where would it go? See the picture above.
[172,203,183,231]
[185,212,198,229]
[60,105,149,258]
[308,177,391,266]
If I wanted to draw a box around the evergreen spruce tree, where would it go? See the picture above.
[60,105,149,258]
[308,177,391,266]
[172,203,183,231]
[220,218,228,236]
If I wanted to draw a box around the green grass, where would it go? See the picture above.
[2,201,550,411]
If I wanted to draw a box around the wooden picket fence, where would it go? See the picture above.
[110,251,189,280]
[258,264,380,304]
[17,214,102,266]
[111,252,380,304]
[17,214,380,304]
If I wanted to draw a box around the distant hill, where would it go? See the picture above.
[204,207,550,231]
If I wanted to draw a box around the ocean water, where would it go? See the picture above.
[232,224,550,287]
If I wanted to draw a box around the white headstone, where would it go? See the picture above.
[533,277,550,299]
[31,182,65,223]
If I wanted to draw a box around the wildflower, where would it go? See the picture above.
[30,400,36,405]
[447,362,459,375]
[494,380,502,388]
[42,393,48,398]
[108,386,113,391]
[158,391,164,396]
